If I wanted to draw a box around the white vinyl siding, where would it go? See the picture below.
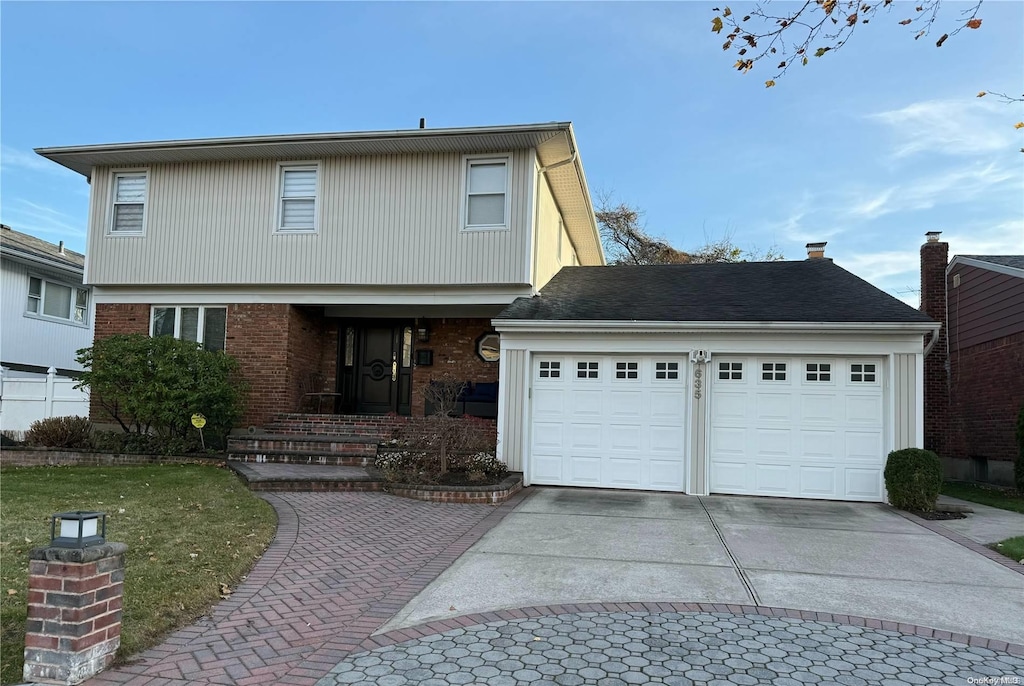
[86,152,533,286]
[25,275,89,325]
[277,164,318,233]
[151,305,227,352]
[463,155,510,230]
[110,172,147,234]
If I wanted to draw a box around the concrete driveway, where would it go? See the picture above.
[381,488,1024,645]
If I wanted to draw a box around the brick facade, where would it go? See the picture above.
[921,240,1023,485]
[411,317,499,416]
[920,240,949,457]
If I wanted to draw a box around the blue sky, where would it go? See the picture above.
[2,1,1021,303]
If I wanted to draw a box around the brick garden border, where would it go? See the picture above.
[359,601,1024,657]
[384,473,523,504]
[0,447,223,467]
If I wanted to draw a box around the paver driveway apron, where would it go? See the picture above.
[383,488,1024,646]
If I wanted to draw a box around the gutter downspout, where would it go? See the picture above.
[923,323,942,358]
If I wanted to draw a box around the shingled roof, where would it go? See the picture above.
[497,260,935,324]
[959,255,1024,271]
[0,224,84,272]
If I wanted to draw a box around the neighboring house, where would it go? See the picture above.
[36,123,937,503]
[921,232,1024,486]
[0,224,93,377]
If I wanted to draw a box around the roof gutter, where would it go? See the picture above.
[494,319,941,335]
[1,246,84,276]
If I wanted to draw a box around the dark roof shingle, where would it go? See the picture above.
[497,260,934,324]
[959,255,1024,271]
[1,225,84,271]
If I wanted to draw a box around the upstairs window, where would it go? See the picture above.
[111,172,147,234]
[278,164,318,233]
[26,276,89,325]
[151,305,227,352]
[464,156,509,230]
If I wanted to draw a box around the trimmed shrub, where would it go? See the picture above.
[884,448,943,511]
[453,452,508,481]
[1016,405,1024,495]
[24,416,92,449]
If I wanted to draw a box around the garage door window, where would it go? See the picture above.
[576,361,600,379]
[806,362,832,382]
[718,361,743,380]
[654,361,679,380]
[538,361,561,379]
[615,361,639,380]
[761,362,787,381]
[850,363,877,383]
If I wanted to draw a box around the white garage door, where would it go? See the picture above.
[709,357,885,501]
[530,355,688,491]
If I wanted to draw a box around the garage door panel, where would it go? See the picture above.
[711,461,749,491]
[608,390,643,417]
[755,393,793,421]
[711,356,885,502]
[845,468,882,499]
[753,428,792,457]
[533,388,564,416]
[845,430,882,460]
[569,422,603,450]
[799,466,837,497]
[569,455,602,484]
[531,454,564,482]
[607,458,644,487]
[846,395,882,423]
[799,429,838,459]
[754,463,792,494]
[650,424,685,452]
[609,423,642,451]
[649,459,685,489]
[572,390,604,417]
[650,390,686,419]
[531,422,564,450]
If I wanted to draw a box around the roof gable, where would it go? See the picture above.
[949,255,1024,279]
[497,260,935,324]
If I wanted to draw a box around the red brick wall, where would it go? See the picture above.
[411,318,499,416]
[90,304,151,422]
[920,240,949,457]
[946,331,1024,464]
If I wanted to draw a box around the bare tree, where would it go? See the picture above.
[596,196,783,265]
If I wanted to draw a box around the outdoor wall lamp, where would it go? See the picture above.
[416,323,431,343]
[50,511,107,548]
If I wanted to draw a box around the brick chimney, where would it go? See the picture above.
[920,231,948,455]
[805,242,827,259]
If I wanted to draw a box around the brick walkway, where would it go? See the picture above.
[85,491,526,686]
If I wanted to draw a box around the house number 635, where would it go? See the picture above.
[693,367,702,400]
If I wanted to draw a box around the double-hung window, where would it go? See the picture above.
[26,276,89,325]
[110,171,148,234]
[151,305,228,352]
[277,164,318,233]
[463,156,509,230]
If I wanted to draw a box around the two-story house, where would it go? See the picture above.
[38,123,939,503]
[1,224,93,378]
[36,122,602,428]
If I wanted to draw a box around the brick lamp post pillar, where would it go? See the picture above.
[23,520,126,685]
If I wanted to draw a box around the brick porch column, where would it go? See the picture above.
[23,542,127,685]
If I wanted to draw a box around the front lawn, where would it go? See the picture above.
[0,464,276,685]
[941,481,1024,514]
[991,536,1024,563]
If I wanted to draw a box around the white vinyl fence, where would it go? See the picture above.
[0,367,90,433]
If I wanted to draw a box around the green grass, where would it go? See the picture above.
[990,536,1024,563]
[0,464,276,685]
[941,481,1024,514]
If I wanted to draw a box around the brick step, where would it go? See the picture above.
[227,461,384,492]
[265,413,408,439]
[228,452,375,467]
[227,434,379,467]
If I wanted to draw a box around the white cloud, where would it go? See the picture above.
[944,218,1024,256]
[0,146,62,175]
[868,98,1015,158]
[1,199,86,247]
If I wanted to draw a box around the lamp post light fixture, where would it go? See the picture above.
[50,511,107,549]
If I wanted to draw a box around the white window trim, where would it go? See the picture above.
[150,305,228,351]
[613,360,641,382]
[716,360,744,381]
[24,274,90,328]
[849,361,880,385]
[803,360,835,385]
[575,360,601,380]
[653,360,682,381]
[537,359,563,380]
[107,169,149,237]
[460,153,512,232]
[758,360,790,384]
[274,161,321,235]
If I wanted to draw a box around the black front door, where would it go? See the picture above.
[353,323,412,415]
